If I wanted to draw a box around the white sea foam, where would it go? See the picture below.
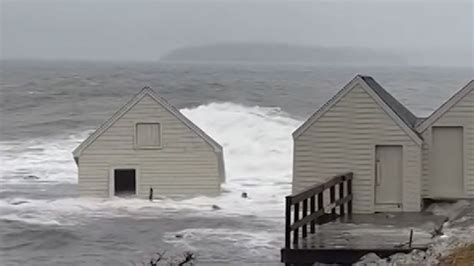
[0,102,301,223]
[0,132,91,184]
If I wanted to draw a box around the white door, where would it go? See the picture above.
[375,145,403,205]
[432,127,464,198]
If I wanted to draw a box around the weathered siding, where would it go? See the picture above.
[421,89,474,198]
[293,84,422,213]
[78,95,220,198]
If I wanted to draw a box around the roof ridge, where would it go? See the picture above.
[358,75,418,128]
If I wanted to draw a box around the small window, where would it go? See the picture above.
[136,123,161,148]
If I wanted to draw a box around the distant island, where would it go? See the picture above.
[160,43,407,65]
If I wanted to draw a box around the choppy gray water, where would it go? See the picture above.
[0,61,472,265]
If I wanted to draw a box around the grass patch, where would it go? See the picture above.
[438,243,474,266]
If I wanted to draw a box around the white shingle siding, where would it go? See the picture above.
[293,84,422,213]
[77,94,221,198]
[420,88,474,198]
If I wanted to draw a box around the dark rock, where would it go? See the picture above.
[355,252,382,264]
[241,192,248,198]
[212,205,221,210]
[24,175,40,180]
[11,200,29,205]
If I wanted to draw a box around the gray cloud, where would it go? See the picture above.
[1,0,472,66]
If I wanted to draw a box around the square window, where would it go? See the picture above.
[136,123,161,148]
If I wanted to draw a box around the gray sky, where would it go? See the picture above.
[1,0,473,66]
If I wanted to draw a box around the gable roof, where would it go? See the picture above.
[72,87,223,158]
[416,80,474,133]
[359,76,418,128]
[293,75,423,145]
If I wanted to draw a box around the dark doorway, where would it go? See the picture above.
[114,169,136,196]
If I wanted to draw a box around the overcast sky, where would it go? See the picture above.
[1,0,473,66]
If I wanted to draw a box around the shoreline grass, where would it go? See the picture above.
[438,243,474,266]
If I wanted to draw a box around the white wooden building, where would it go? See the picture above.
[73,87,225,198]
[417,80,474,199]
[293,76,473,213]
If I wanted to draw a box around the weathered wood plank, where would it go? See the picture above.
[289,172,352,204]
[293,202,299,244]
[283,172,354,257]
[290,209,325,231]
[310,196,316,233]
[281,247,426,264]
[281,211,447,265]
[302,199,308,238]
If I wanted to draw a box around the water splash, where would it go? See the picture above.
[0,102,301,223]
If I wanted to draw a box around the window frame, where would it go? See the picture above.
[134,121,162,149]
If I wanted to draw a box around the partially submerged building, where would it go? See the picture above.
[292,76,473,213]
[73,87,225,198]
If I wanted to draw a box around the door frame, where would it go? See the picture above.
[109,165,140,197]
[373,145,404,211]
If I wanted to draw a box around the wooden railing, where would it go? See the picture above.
[285,172,353,248]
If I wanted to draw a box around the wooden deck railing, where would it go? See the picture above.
[285,172,353,248]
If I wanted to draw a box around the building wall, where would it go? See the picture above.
[420,89,474,198]
[78,95,221,198]
[293,84,422,213]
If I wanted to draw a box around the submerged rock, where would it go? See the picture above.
[11,200,29,205]
[241,192,248,198]
[387,252,410,263]
[24,175,40,180]
[355,252,382,265]
[212,205,221,210]
[409,249,427,262]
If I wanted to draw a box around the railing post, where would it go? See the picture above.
[293,202,299,244]
[330,185,336,215]
[310,195,316,233]
[285,197,291,248]
[302,199,308,238]
[317,192,324,224]
[283,172,354,253]
[339,181,345,215]
[348,176,353,214]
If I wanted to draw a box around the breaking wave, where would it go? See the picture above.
[0,102,301,223]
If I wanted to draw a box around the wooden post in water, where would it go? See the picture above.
[409,229,413,248]
[149,187,153,201]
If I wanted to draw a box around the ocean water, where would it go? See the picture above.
[0,61,472,265]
